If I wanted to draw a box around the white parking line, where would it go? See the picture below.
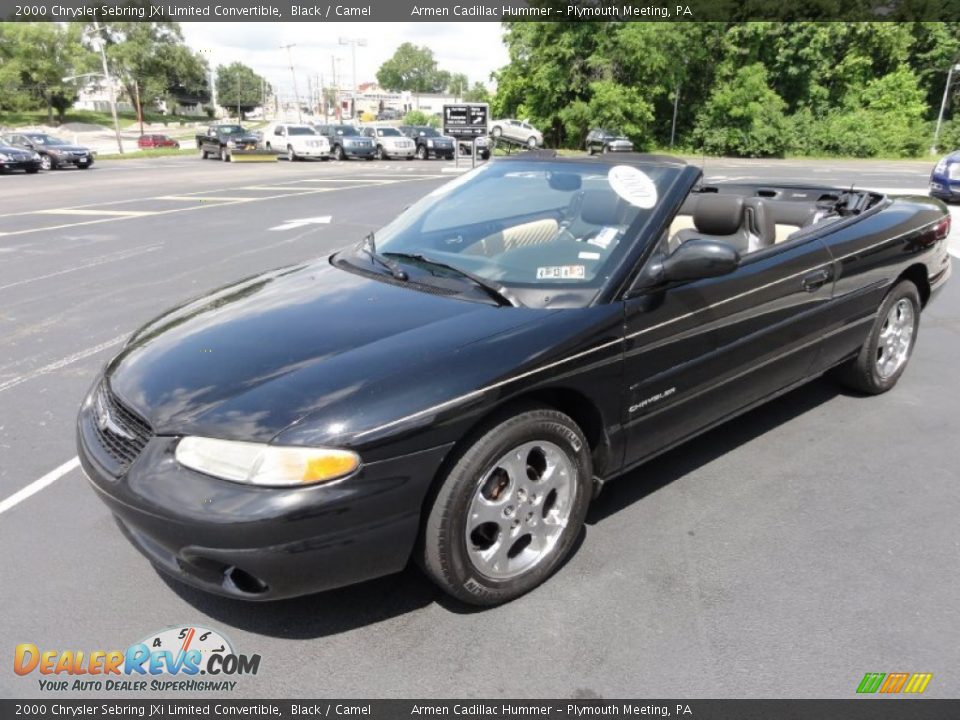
[0,245,162,291]
[0,457,80,515]
[0,334,126,394]
[36,209,156,217]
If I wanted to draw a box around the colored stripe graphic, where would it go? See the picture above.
[904,673,933,694]
[857,673,886,694]
[880,673,909,693]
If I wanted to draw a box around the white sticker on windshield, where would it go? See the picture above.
[588,226,619,249]
[536,265,586,280]
[608,165,658,208]
[578,251,601,260]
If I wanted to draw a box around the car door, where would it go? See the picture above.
[621,234,835,468]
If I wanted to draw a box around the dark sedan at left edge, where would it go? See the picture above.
[0,140,42,173]
[930,150,960,202]
[78,152,952,606]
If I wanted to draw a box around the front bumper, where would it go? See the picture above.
[604,142,634,152]
[296,147,331,158]
[930,177,960,201]
[343,145,375,158]
[0,159,41,172]
[383,145,415,158]
[55,154,94,167]
[77,396,453,601]
[427,146,455,158]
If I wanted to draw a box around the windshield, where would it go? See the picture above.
[287,126,316,136]
[217,126,245,135]
[417,127,441,137]
[29,135,66,146]
[333,125,360,135]
[377,127,402,137]
[366,159,682,299]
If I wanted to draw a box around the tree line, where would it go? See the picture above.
[491,22,960,157]
[0,22,268,124]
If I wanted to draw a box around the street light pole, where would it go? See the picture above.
[931,62,960,155]
[339,37,366,120]
[88,21,123,154]
[281,43,302,123]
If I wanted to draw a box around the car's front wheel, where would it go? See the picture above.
[527,136,538,148]
[421,406,592,606]
[833,280,921,394]
[333,145,344,161]
[40,154,53,171]
[416,145,427,160]
[287,145,297,162]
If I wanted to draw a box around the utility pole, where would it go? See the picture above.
[932,62,960,155]
[281,43,302,123]
[339,37,366,120]
[88,22,123,154]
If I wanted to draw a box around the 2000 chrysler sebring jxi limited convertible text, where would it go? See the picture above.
[78,153,952,606]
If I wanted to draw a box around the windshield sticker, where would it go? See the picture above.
[578,251,601,260]
[536,265,586,280]
[588,226,619,249]
[608,165,658,208]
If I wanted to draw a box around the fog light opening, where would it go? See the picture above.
[224,566,269,595]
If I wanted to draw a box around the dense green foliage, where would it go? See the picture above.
[216,62,269,119]
[377,43,491,100]
[402,110,440,128]
[493,22,960,157]
[0,21,211,126]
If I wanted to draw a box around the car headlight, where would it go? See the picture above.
[427,139,434,147]
[949,164,960,181]
[227,140,237,148]
[175,436,360,487]
[0,153,10,162]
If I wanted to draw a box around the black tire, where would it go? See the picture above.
[333,145,344,161]
[420,405,592,606]
[832,280,921,395]
[25,167,39,174]
[416,145,427,160]
[375,145,385,160]
[491,126,502,138]
[220,148,229,162]
[287,145,297,162]
[200,147,208,159]
[527,136,537,148]
[40,154,53,171]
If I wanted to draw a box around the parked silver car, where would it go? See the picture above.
[361,126,416,159]
[489,119,543,148]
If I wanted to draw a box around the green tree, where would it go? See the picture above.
[463,81,491,104]
[0,23,93,123]
[694,63,790,157]
[216,62,267,119]
[377,43,440,93]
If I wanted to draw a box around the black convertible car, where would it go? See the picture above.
[78,153,952,606]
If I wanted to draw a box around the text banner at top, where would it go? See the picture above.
[2,0,959,22]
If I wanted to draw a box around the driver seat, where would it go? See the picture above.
[672,195,775,255]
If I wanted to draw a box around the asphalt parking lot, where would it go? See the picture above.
[2,154,959,699]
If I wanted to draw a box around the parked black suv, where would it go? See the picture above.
[315,124,375,160]
[399,126,455,160]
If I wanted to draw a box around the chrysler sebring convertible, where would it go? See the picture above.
[78,153,952,606]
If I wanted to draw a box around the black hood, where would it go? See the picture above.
[106,258,561,444]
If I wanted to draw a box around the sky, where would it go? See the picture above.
[180,22,510,100]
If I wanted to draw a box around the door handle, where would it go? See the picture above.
[801,268,832,292]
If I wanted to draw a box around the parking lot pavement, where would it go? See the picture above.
[1,156,958,699]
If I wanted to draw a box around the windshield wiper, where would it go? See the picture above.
[358,233,408,280]
[383,252,521,307]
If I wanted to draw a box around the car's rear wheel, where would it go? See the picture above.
[527,137,537,148]
[200,147,208,159]
[287,146,297,162]
[420,406,591,606]
[833,280,921,395]
[40,155,53,171]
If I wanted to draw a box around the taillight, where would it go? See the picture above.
[935,214,951,241]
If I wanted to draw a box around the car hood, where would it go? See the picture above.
[106,257,558,443]
[47,144,90,153]
[0,145,36,157]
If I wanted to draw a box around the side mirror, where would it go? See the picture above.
[635,239,739,291]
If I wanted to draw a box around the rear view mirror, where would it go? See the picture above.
[548,173,582,192]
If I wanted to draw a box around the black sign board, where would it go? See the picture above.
[443,103,489,138]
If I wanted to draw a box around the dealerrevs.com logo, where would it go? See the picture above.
[14,626,261,693]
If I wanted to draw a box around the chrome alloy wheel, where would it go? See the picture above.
[465,440,576,580]
[876,298,915,379]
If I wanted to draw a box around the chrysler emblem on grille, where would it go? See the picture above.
[95,391,134,440]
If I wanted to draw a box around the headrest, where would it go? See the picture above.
[693,195,744,236]
[580,190,624,226]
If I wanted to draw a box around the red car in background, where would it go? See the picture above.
[137,134,180,149]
